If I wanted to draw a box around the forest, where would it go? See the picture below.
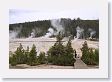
[9,18,99,39]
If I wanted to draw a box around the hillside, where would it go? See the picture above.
[9,18,99,39]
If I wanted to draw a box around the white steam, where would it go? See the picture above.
[9,25,22,39]
[29,29,36,38]
[9,31,18,39]
[44,19,65,38]
[76,26,84,39]
[44,28,54,38]
[51,19,64,35]
[88,28,96,38]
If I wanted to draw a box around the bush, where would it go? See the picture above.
[81,41,99,65]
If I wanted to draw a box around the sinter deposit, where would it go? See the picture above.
[9,37,99,57]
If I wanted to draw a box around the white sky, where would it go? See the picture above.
[9,9,99,24]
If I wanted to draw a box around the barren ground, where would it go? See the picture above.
[9,37,99,57]
[9,37,99,69]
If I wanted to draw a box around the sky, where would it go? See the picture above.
[9,9,99,24]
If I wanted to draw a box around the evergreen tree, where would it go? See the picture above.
[38,52,46,64]
[9,44,25,65]
[81,41,99,65]
[9,54,17,66]
[27,44,37,66]
[24,46,29,64]
[94,49,99,65]
[65,38,74,54]
[47,33,76,66]
[56,32,63,44]
[64,38,76,65]
[15,43,25,64]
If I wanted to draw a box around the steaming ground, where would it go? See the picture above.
[9,37,99,57]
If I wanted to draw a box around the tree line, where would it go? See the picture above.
[9,32,75,66]
[9,18,99,39]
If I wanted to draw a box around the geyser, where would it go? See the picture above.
[29,29,36,38]
[88,28,96,39]
[44,27,54,38]
[76,26,84,39]
[51,19,64,35]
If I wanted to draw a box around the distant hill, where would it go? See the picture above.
[9,18,99,39]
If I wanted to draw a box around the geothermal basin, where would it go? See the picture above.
[9,37,99,57]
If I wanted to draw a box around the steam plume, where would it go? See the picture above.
[44,27,54,38]
[76,26,84,39]
[29,29,36,38]
[9,31,18,39]
[51,19,64,35]
[88,28,96,38]
[9,25,22,39]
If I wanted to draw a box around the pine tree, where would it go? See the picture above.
[27,44,37,66]
[81,41,91,64]
[94,49,99,65]
[38,52,46,64]
[56,32,63,44]
[15,43,25,64]
[24,46,29,64]
[65,38,74,54]
[47,33,76,66]
[64,38,76,65]
[81,41,99,65]
[9,54,17,66]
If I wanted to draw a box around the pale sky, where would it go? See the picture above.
[9,9,99,24]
